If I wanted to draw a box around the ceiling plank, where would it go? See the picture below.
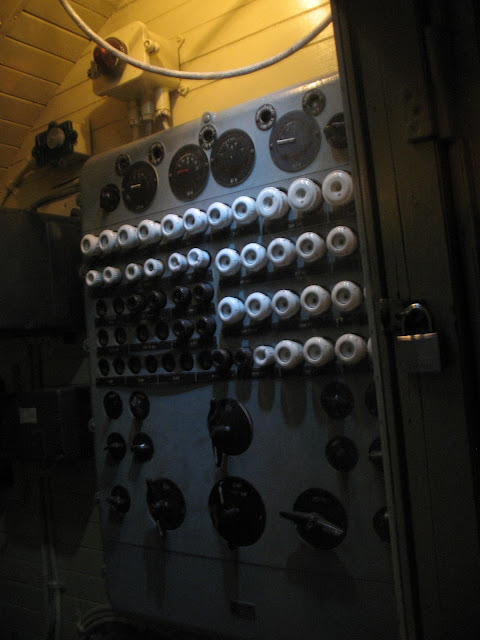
[0,36,73,83]
[24,0,108,37]
[0,118,29,147]
[0,93,44,126]
[0,65,57,105]
[74,0,121,17]
[0,0,29,32]
[0,142,21,167]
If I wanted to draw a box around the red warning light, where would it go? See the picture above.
[93,37,127,77]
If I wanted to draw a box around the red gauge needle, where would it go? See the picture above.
[177,168,189,175]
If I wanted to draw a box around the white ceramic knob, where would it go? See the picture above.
[300,285,331,316]
[143,258,164,278]
[303,337,334,367]
[232,196,258,225]
[117,224,139,250]
[331,280,363,312]
[218,296,245,324]
[295,232,326,263]
[168,252,188,274]
[271,289,300,319]
[137,219,162,245]
[274,340,304,369]
[240,243,268,272]
[245,292,272,322]
[322,170,354,206]
[287,178,323,212]
[161,214,184,240]
[256,187,289,220]
[215,248,241,276]
[102,266,122,286]
[207,202,233,230]
[253,345,275,368]
[98,229,118,254]
[80,234,99,258]
[335,334,368,365]
[125,263,143,282]
[326,226,358,257]
[187,248,210,270]
[85,269,103,287]
[183,208,208,234]
[267,238,296,268]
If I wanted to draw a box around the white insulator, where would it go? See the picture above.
[274,340,304,369]
[215,248,242,276]
[217,296,245,324]
[245,292,272,322]
[85,269,103,287]
[168,252,188,274]
[183,208,208,234]
[161,214,184,240]
[102,266,122,286]
[117,224,139,250]
[125,263,143,282]
[256,187,289,220]
[295,232,326,263]
[271,289,300,319]
[335,334,368,366]
[287,177,323,212]
[187,248,210,270]
[300,285,331,316]
[137,219,162,245]
[326,226,358,257]
[331,280,363,313]
[143,258,164,278]
[322,170,354,206]
[232,196,258,225]
[253,345,275,368]
[207,202,233,230]
[303,337,334,367]
[266,237,296,268]
[80,234,99,258]
[240,243,268,272]
[98,229,118,254]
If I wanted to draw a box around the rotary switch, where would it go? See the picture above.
[107,485,130,514]
[129,391,150,420]
[131,433,154,462]
[325,436,358,472]
[104,432,127,461]
[103,391,123,420]
[321,382,354,419]
[280,488,348,549]
[208,476,266,548]
[146,477,186,536]
[207,398,253,466]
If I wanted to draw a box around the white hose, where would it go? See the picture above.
[58,0,332,81]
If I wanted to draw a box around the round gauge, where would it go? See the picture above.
[115,153,130,176]
[121,160,158,213]
[169,144,209,201]
[210,129,255,187]
[148,142,165,165]
[269,110,321,172]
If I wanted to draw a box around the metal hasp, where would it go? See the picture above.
[395,303,441,373]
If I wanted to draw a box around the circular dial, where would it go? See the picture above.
[325,436,358,472]
[169,144,209,201]
[210,129,255,187]
[209,476,266,547]
[269,110,321,172]
[207,398,253,466]
[122,161,158,212]
[146,477,186,533]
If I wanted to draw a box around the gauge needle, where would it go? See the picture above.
[131,183,142,189]
[177,168,189,175]
[277,137,296,145]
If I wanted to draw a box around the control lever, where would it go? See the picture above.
[279,510,344,537]
[207,398,253,467]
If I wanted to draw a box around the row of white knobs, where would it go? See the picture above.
[85,227,358,287]
[81,172,354,259]
[255,335,371,369]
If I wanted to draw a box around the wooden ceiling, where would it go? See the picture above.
[0,0,123,183]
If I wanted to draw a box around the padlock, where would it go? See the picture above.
[395,303,442,373]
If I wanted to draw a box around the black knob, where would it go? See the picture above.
[145,355,158,373]
[97,329,108,346]
[212,349,232,372]
[323,113,347,149]
[162,352,176,372]
[136,324,149,343]
[103,391,123,419]
[197,349,213,370]
[155,321,169,341]
[146,290,166,311]
[129,391,150,420]
[113,297,125,315]
[126,294,146,313]
[373,507,390,542]
[208,477,266,548]
[369,437,383,470]
[208,398,253,466]
[131,433,154,461]
[321,382,354,419]
[96,299,107,317]
[280,488,348,549]
[196,316,216,337]
[234,347,253,369]
[325,436,358,472]
[193,282,214,304]
[104,432,126,461]
[100,183,120,212]
[172,286,191,307]
[172,318,194,340]
[107,485,130,514]
[146,477,186,536]
[98,358,110,377]
[113,357,125,375]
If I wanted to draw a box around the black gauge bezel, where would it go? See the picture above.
[210,128,255,188]
[148,141,165,165]
[121,160,158,213]
[114,153,131,176]
[302,88,326,116]
[199,124,217,150]
[269,110,321,172]
[255,103,276,131]
[168,144,210,201]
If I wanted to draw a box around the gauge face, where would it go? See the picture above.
[210,129,255,187]
[168,144,209,201]
[269,110,321,172]
[121,160,158,213]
